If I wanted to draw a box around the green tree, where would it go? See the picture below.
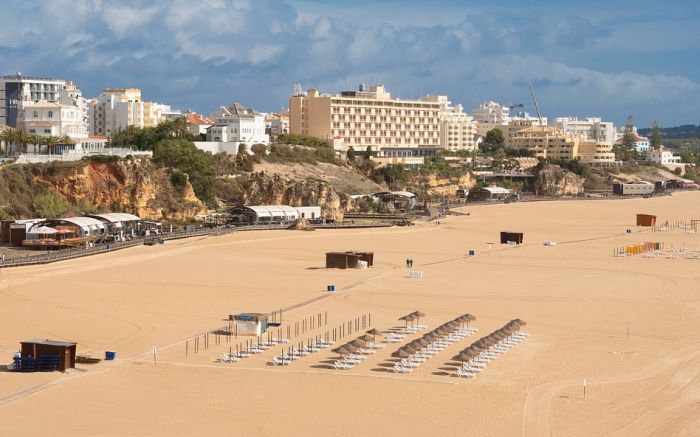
[619,115,636,161]
[347,146,356,161]
[480,128,506,154]
[363,146,374,159]
[650,120,662,150]
[33,190,70,218]
[492,149,519,171]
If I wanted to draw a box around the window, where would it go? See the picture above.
[44,129,51,134]
[48,111,53,118]
[33,111,38,118]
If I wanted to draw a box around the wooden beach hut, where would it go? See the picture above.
[500,231,524,244]
[229,313,269,336]
[19,339,77,372]
[636,214,657,227]
[325,251,374,269]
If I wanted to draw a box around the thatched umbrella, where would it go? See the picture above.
[412,311,426,326]
[358,334,374,344]
[366,328,382,343]
[349,339,365,348]
[399,314,416,329]
[395,349,412,359]
[331,346,350,357]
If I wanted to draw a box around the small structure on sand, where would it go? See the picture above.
[636,214,657,227]
[326,251,374,269]
[229,313,269,336]
[15,339,77,372]
[468,186,512,202]
[500,231,524,245]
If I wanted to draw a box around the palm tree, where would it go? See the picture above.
[171,116,190,139]
[28,133,44,154]
[0,126,13,157]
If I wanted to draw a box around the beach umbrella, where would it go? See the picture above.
[332,346,350,357]
[412,311,426,326]
[399,314,415,329]
[349,339,364,348]
[358,334,373,344]
[395,349,412,358]
[366,328,382,343]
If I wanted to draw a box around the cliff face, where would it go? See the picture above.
[532,163,584,196]
[38,158,206,221]
[407,172,475,197]
[216,172,345,220]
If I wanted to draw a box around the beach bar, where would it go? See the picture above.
[326,251,374,269]
[636,214,657,227]
[229,313,269,336]
[19,339,77,372]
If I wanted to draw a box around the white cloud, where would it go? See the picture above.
[102,5,160,39]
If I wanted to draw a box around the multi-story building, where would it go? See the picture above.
[647,146,681,165]
[614,128,650,153]
[510,126,580,160]
[472,101,510,125]
[420,95,476,152]
[0,74,70,127]
[553,117,615,146]
[89,88,180,137]
[207,103,269,146]
[289,84,441,160]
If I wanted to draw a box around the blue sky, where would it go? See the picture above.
[1,0,698,128]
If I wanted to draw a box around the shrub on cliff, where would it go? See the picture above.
[153,139,216,205]
[33,190,70,218]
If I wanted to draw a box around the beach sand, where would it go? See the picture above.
[1,192,699,436]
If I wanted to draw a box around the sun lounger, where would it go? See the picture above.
[456,368,476,378]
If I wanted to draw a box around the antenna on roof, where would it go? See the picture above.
[293,83,303,96]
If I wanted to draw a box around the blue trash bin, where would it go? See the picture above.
[105,351,116,360]
[327,285,335,292]
[468,250,475,256]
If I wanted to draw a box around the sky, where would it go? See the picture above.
[1,0,699,128]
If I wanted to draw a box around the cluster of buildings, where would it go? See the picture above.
[0,73,289,160]
[0,73,686,173]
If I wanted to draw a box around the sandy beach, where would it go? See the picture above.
[1,192,699,436]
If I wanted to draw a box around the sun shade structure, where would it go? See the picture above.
[636,214,657,227]
[500,231,524,244]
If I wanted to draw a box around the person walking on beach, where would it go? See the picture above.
[409,258,413,268]
[406,258,410,268]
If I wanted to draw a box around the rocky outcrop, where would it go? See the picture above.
[532,163,584,196]
[218,172,345,221]
[406,172,475,198]
[37,158,206,221]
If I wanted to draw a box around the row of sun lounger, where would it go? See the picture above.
[455,331,528,379]
[268,339,334,366]
[332,342,384,370]
[217,337,290,363]
[392,327,477,374]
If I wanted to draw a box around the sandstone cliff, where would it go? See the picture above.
[406,172,475,198]
[215,172,345,220]
[532,163,584,196]
[0,158,206,221]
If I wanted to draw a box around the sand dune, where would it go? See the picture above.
[1,192,699,436]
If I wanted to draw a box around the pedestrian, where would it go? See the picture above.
[409,258,413,268]
[406,258,410,268]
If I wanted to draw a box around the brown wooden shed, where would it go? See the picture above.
[636,214,657,227]
[20,339,77,372]
[500,232,524,244]
[326,251,374,269]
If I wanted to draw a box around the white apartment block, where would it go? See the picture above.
[420,95,476,152]
[207,103,269,146]
[647,146,681,165]
[472,101,511,124]
[265,112,290,137]
[89,88,180,136]
[289,85,441,159]
[553,117,615,146]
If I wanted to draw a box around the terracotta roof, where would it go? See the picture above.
[186,113,214,126]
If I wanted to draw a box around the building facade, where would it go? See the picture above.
[289,85,441,158]
[510,126,579,160]
[0,74,69,127]
[553,117,615,146]
[19,101,88,138]
[421,95,476,152]
[207,103,269,146]
[265,112,290,137]
[89,88,180,137]
[647,146,682,165]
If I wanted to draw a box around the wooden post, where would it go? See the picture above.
[325,311,328,325]
[186,340,188,357]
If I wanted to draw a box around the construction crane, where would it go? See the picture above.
[528,81,545,129]
[507,102,524,110]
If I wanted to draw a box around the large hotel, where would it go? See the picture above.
[290,85,453,163]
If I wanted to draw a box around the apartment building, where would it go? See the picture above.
[510,126,579,160]
[265,112,290,137]
[420,95,476,152]
[89,88,180,136]
[19,101,87,138]
[289,85,441,159]
[0,74,70,127]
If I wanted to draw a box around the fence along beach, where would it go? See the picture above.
[0,191,699,436]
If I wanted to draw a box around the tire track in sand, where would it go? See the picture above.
[521,348,700,437]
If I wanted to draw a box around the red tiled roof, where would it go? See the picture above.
[186,113,214,125]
